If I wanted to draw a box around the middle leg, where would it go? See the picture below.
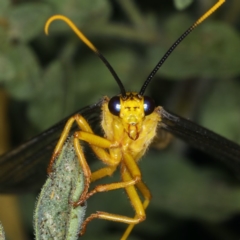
[79,168,145,237]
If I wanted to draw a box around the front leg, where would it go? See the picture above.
[72,146,142,206]
[72,131,119,205]
[48,114,118,207]
[48,114,98,173]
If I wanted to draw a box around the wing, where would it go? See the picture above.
[1,102,240,193]
[159,107,240,171]
[0,99,103,193]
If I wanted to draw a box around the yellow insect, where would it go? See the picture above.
[44,1,225,239]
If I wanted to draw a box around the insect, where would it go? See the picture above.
[42,0,236,238]
[0,0,240,239]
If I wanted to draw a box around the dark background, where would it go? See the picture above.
[0,0,240,239]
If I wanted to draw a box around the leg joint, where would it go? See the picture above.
[133,175,141,184]
[134,214,146,224]
[139,215,146,223]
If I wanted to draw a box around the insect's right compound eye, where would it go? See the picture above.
[108,96,121,116]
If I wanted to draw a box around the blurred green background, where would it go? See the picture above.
[0,0,240,239]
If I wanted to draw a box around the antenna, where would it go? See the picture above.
[139,0,225,96]
[45,15,127,97]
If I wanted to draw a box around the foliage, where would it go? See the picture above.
[1,0,240,239]
[34,137,86,240]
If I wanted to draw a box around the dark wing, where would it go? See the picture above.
[0,99,103,193]
[159,107,240,171]
[2,102,240,193]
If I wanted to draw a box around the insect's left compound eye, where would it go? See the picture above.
[108,96,121,116]
[143,96,155,115]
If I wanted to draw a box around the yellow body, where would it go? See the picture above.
[45,1,225,239]
[102,94,160,163]
[48,95,160,239]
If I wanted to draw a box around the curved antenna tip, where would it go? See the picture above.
[44,23,49,35]
[43,14,126,96]
[44,15,67,36]
[44,16,54,35]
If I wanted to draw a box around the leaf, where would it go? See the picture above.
[199,78,240,144]
[5,45,41,100]
[28,60,67,130]
[173,0,194,10]
[0,0,10,16]
[0,223,5,240]
[34,137,86,240]
[140,150,240,222]
[0,55,15,82]
[8,3,52,42]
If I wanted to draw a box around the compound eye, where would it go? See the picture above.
[108,96,121,116]
[143,96,155,115]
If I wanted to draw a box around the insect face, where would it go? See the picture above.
[108,93,156,140]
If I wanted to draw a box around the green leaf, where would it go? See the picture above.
[34,137,86,240]
[0,0,10,16]
[199,79,240,144]
[173,0,194,10]
[28,60,67,130]
[0,223,5,240]
[5,45,41,100]
[9,3,52,42]
[0,27,10,54]
[0,55,15,82]
[140,150,240,222]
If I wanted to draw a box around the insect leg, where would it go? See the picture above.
[48,116,76,173]
[73,133,120,206]
[79,167,145,238]
[72,120,120,205]
[72,146,142,205]
[119,168,150,240]
[48,114,115,205]
[90,166,117,182]
[121,180,152,239]
[48,114,100,173]
[74,133,119,181]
